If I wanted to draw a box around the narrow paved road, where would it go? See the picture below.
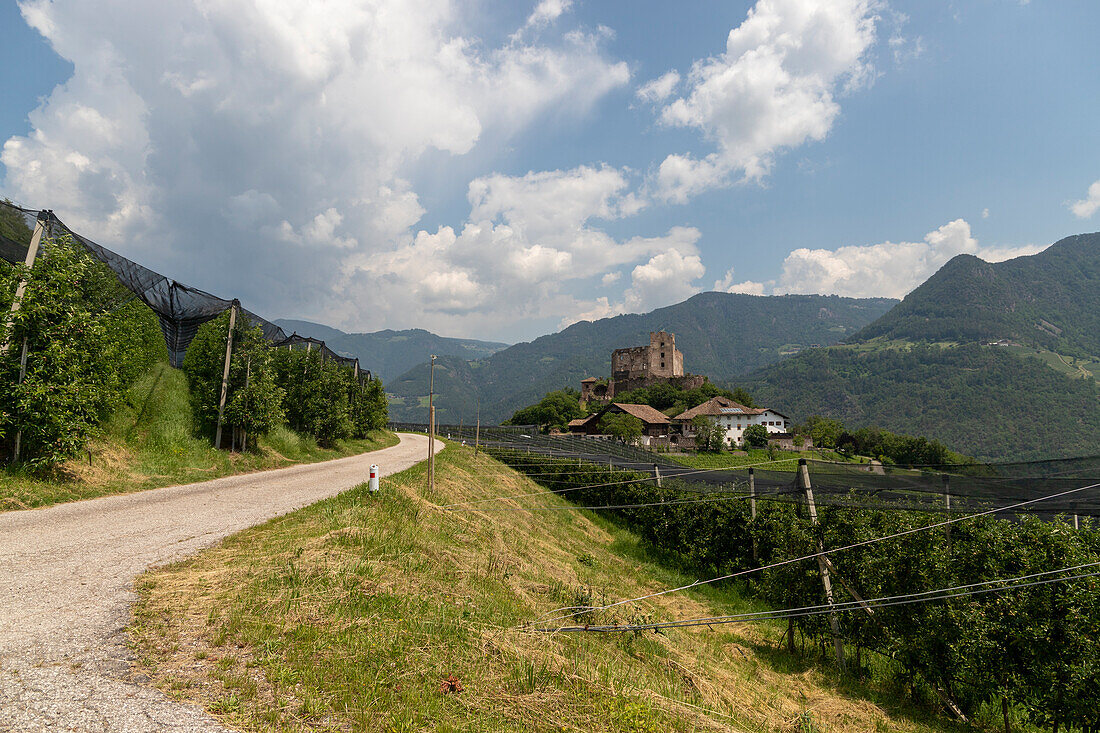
[0,433,436,732]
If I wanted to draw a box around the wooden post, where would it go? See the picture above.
[1,214,46,355]
[941,473,950,541]
[749,467,757,562]
[749,467,757,520]
[12,339,30,462]
[213,302,238,450]
[427,355,436,492]
[474,397,481,457]
[800,458,846,673]
[653,463,662,488]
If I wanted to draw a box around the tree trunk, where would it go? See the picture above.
[787,618,795,655]
[1002,696,1010,733]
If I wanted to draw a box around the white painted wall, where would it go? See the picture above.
[715,409,790,446]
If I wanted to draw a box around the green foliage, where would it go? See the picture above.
[183,312,285,449]
[0,234,164,467]
[493,449,1100,730]
[613,380,755,417]
[742,424,769,448]
[505,388,584,430]
[185,316,386,450]
[691,415,725,452]
[598,413,643,444]
[352,376,388,436]
[796,415,844,449]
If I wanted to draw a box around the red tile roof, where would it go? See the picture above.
[673,396,766,421]
[610,402,670,424]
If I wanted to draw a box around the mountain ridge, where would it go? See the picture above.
[272,319,509,383]
[386,292,897,423]
[747,233,1100,461]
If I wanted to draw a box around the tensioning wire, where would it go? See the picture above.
[440,456,799,510]
[544,562,1100,633]
[527,479,1100,627]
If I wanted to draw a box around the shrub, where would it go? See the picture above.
[183,311,284,449]
[0,234,164,467]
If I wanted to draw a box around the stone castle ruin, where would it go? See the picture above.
[580,331,705,404]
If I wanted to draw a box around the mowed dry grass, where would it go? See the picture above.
[130,445,954,733]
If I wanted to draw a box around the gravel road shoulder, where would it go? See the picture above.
[0,433,436,732]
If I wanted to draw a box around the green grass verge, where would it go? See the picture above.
[667,448,855,472]
[0,361,398,511]
[131,445,956,733]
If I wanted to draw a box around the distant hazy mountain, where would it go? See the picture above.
[748,233,1100,461]
[385,292,897,424]
[273,320,509,383]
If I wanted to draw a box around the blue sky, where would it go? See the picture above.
[2,0,1098,343]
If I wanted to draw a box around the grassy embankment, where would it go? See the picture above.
[131,444,956,733]
[0,361,398,511]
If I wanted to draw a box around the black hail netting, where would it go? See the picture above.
[272,333,369,381]
[0,201,320,368]
[397,425,1100,518]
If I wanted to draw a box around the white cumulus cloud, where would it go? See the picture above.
[342,165,702,335]
[714,268,767,295]
[650,0,881,203]
[776,219,1046,298]
[2,0,629,335]
[1069,180,1100,219]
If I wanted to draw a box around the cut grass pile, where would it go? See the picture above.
[0,361,398,511]
[131,444,956,733]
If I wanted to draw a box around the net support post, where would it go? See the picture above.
[800,458,846,673]
[214,301,239,450]
[1,212,46,356]
[749,467,757,562]
[942,474,952,546]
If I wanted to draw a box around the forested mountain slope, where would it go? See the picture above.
[853,232,1100,356]
[387,293,896,423]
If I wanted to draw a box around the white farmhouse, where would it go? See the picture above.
[674,396,791,448]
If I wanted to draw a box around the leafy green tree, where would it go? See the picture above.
[350,376,388,437]
[1,234,163,467]
[691,415,725,452]
[797,415,844,449]
[506,388,584,430]
[599,412,643,444]
[742,424,769,448]
[184,312,284,448]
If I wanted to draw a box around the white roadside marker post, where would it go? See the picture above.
[369,464,380,493]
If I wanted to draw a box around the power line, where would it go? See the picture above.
[529,479,1100,627]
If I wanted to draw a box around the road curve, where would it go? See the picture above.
[0,433,437,732]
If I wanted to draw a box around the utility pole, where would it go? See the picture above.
[800,458,846,673]
[214,301,239,450]
[427,354,436,492]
